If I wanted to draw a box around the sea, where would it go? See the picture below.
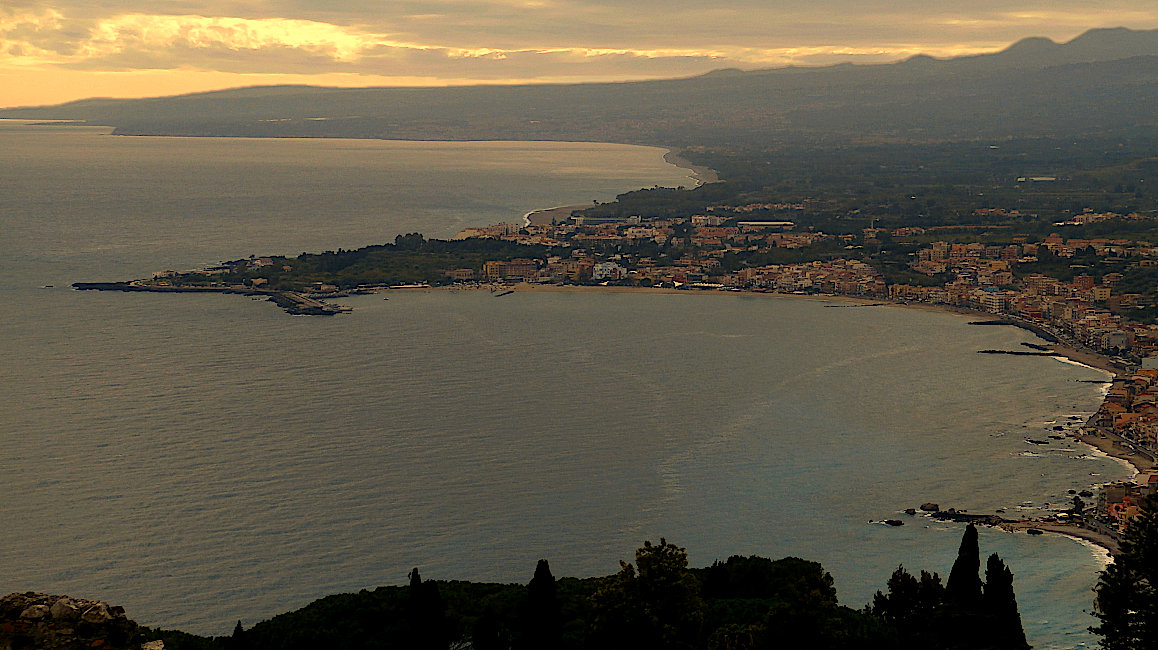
[0,120,1135,648]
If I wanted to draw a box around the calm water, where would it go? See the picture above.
[0,122,1132,647]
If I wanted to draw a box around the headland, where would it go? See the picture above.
[69,145,1158,556]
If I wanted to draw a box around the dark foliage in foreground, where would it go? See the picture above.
[869,525,1029,650]
[143,529,1029,650]
[1092,494,1158,649]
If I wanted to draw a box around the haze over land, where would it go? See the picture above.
[2,1,1157,107]
[6,26,1158,147]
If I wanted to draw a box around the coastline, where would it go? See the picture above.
[663,148,720,185]
[524,147,717,227]
[478,282,1149,534]
[525,204,587,227]
[998,520,1120,555]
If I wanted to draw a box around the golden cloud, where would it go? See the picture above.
[4,3,1157,108]
[0,8,65,65]
[77,14,394,62]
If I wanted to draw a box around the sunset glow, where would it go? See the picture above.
[3,2,1156,107]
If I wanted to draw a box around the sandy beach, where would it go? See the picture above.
[663,149,720,185]
[524,204,588,226]
[998,520,1119,554]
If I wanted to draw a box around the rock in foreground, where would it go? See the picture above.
[0,592,155,650]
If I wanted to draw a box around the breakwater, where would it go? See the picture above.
[72,282,349,316]
[967,317,1059,343]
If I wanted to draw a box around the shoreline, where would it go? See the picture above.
[469,282,1147,551]
[662,148,720,185]
[524,147,718,227]
[998,520,1120,555]
[525,204,588,227]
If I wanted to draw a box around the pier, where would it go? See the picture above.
[72,282,350,316]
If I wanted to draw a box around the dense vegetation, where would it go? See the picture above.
[143,530,1030,650]
[1092,494,1158,649]
[580,134,1158,236]
[191,235,547,290]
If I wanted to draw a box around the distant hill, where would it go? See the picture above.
[6,27,1158,146]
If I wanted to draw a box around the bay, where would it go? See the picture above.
[0,121,1132,648]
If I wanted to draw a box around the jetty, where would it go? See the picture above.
[72,282,350,316]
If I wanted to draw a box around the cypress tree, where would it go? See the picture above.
[228,620,247,650]
[407,568,449,650]
[945,524,983,609]
[519,559,562,649]
[982,553,1029,650]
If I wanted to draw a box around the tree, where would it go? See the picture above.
[870,566,921,626]
[518,559,561,649]
[983,554,1029,650]
[407,568,449,650]
[472,607,508,650]
[1092,494,1158,649]
[945,523,983,610]
[589,538,704,649]
[227,620,247,650]
[394,232,426,250]
[866,525,1028,650]
[868,566,944,647]
[634,538,705,647]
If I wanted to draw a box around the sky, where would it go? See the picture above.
[3,1,1158,108]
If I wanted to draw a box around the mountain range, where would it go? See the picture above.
[6,27,1158,146]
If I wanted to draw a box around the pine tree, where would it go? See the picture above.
[915,570,945,619]
[869,566,946,647]
[869,566,920,626]
[589,539,704,650]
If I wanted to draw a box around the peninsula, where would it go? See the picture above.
[73,162,1158,554]
[58,26,1158,557]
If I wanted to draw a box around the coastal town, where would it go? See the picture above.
[75,202,1158,550]
[477,208,1158,548]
